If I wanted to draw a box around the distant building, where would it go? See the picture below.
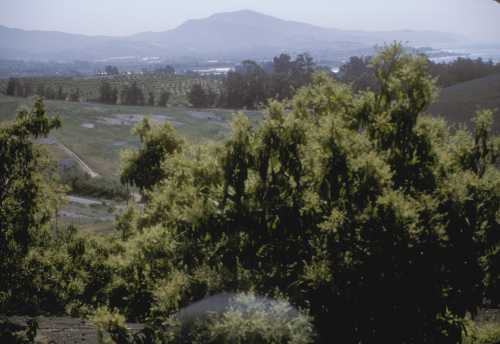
[191,67,234,76]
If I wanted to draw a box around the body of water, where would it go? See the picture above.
[429,47,500,63]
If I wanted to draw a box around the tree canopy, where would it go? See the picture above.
[121,118,183,192]
[188,84,208,108]
[116,44,500,343]
[98,80,118,104]
[104,65,119,75]
[0,98,61,311]
[218,53,316,109]
[1,45,499,344]
[338,53,500,91]
[120,82,145,106]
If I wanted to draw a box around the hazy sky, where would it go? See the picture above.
[1,0,500,40]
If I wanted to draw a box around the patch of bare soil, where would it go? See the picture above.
[2,316,142,344]
[187,111,224,122]
[98,114,184,127]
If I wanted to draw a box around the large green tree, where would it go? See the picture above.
[120,44,500,343]
[220,54,316,109]
[0,98,61,311]
[98,80,118,104]
[6,78,17,96]
[158,90,171,107]
[121,118,183,192]
[188,84,208,108]
[120,82,145,106]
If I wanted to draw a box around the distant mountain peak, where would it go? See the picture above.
[202,9,286,27]
[0,10,464,61]
[210,9,267,17]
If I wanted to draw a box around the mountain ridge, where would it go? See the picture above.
[0,10,464,61]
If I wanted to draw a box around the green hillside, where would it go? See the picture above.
[428,73,500,133]
[0,95,259,178]
[0,95,260,233]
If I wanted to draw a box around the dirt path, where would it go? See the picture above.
[67,195,102,206]
[57,141,100,178]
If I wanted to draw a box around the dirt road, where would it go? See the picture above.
[57,141,100,178]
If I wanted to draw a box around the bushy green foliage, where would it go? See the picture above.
[464,321,500,344]
[339,53,500,91]
[188,84,209,108]
[117,43,500,343]
[68,88,80,102]
[2,45,499,344]
[0,98,61,312]
[92,307,131,344]
[162,293,315,344]
[121,118,183,192]
[120,82,145,106]
[157,90,171,107]
[91,294,315,344]
[6,77,16,96]
[5,78,32,98]
[15,226,117,315]
[98,81,119,104]
[60,166,130,201]
[220,54,315,109]
[0,318,38,344]
[337,55,377,91]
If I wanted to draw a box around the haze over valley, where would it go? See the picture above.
[1,1,500,343]
[0,10,483,62]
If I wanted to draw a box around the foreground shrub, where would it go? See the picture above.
[92,307,131,344]
[0,98,61,313]
[166,293,314,344]
[119,44,500,343]
[2,45,500,344]
[464,321,500,344]
[93,293,315,344]
[0,318,38,344]
[7,225,120,316]
[60,166,130,201]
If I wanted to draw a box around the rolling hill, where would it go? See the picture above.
[0,10,462,61]
[0,25,159,61]
[428,73,500,133]
[132,10,461,58]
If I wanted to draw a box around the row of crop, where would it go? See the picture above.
[0,75,221,102]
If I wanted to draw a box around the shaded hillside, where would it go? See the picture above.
[428,73,500,133]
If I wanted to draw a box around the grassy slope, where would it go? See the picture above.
[0,95,260,178]
[0,95,261,233]
[428,73,500,133]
